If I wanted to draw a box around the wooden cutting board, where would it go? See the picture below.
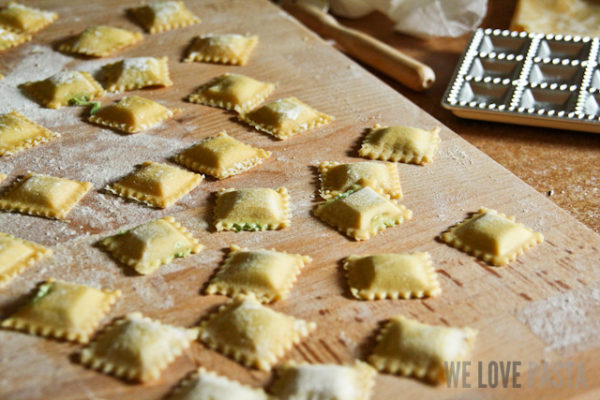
[1,1,599,399]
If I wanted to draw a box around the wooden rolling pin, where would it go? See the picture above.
[281,0,436,91]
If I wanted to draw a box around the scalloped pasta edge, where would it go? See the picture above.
[99,216,204,274]
[0,232,52,288]
[174,132,271,179]
[0,172,92,219]
[106,161,203,208]
[214,187,291,232]
[0,279,121,343]
[0,111,60,156]
[318,160,402,200]
[205,245,311,303]
[343,252,442,300]
[198,295,316,371]
[359,124,441,165]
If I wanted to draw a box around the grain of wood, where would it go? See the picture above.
[0,1,599,399]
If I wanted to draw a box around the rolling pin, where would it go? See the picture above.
[281,0,436,91]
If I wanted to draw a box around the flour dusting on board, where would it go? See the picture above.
[0,45,80,127]
[515,287,600,354]
[0,126,201,244]
[0,335,64,392]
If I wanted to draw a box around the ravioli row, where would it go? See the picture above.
[0,2,546,399]
[0,205,543,388]
[0,1,197,53]
[0,275,472,389]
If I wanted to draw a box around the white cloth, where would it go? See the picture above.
[329,0,488,38]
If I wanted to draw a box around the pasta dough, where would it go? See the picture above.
[100,216,204,275]
[198,294,316,370]
[129,1,199,33]
[0,26,30,51]
[23,70,105,109]
[314,187,412,241]
[441,207,544,266]
[239,97,334,140]
[89,95,174,134]
[369,315,477,383]
[214,187,290,231]
[319,161,402,200]
[101,56,173,92]
[0,111,60,156]
[107,161,202,208]
[174,131,271,179]
[0,3,57,34]
[205,245,311,302]
[511,0,600,37]
[184,34,258,65]
[344,252,441,300]
[270,361,376,400]
[78,312,198,382]
[1,279,120,343]
[0,172,92,219]
[59,25,143,57]
[188,73,275,112]
[168,367,271,400]
[359,124,441,165]
[0,232,51,288]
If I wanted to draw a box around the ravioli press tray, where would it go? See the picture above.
[442,28,600,134]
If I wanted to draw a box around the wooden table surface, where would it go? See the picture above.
[1,1,600,399]
[339,0,600,233]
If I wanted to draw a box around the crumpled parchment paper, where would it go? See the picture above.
[329,0,488,38]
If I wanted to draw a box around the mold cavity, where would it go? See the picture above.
[469,58,519,79]
[536,40,589,59]
[459,82,511,105]
[584,94,600,116]
[590,69,600,90]
[519,88,575,111]
[529,64,581,85]
[478,35,529,54]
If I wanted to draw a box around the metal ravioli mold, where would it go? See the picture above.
[442,29,600,134]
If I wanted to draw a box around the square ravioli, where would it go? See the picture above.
[1,279,120,343]
[107,161,202,208]
[440,207,544,266]
[0,232,51,288]
[101,56,173,92]
[0,172,92,219]
[129,1,200,34]
[314,187,412,241]
[270,361,376,400]
[1,111,60,156]
[100,216,204,275]
[214,187,290,231]
[205,245,311,303]
[168,367,271,400]
[59,25,143,57]
[89,95,174,134]
[319,161,402,200]
[0,26,30,51]
[174,131,271,179]
[188,73,275,113]
[184,34,258,65]
[23,70,105,109]
[368,316,477,383]
[0,3,57,34]
[343,252,441,300]
[239,97,334,140]
[198,294,316,370]
[78,312,198,382]
[359,124,441,165]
